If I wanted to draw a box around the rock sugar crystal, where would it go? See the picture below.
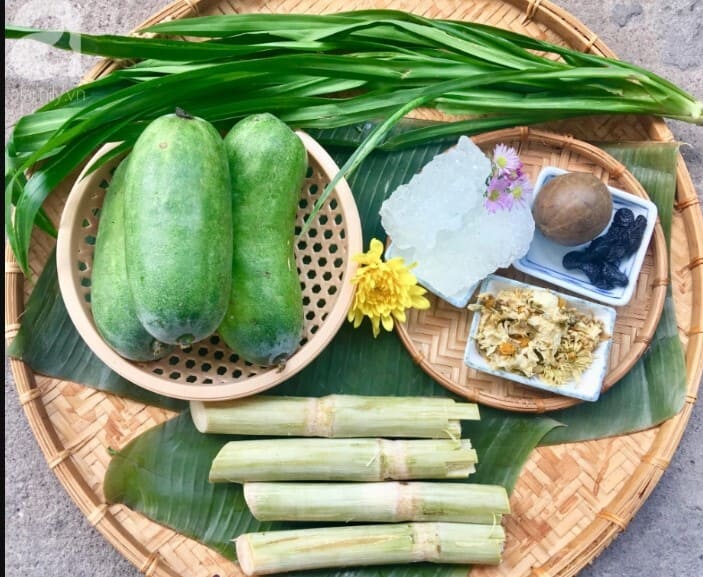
[380,137,535,307]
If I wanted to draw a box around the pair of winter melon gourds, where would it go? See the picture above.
[90,110,307,367]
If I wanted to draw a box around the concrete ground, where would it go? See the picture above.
[5,1,702,576]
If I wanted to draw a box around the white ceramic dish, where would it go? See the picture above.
[513,166,657,307]
[464,275,617,402]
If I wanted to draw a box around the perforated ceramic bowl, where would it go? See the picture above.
[57,131,362,401]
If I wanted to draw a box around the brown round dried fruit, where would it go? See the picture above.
[532,172,613,246]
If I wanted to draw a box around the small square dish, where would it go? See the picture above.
[513,166,657,307]
[464,275,617,402]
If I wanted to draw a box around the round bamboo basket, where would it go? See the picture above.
[5,1,702,577]
[395,128,669,412]
[56,133,362,401]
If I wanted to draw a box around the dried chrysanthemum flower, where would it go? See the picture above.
[347,238,430,337]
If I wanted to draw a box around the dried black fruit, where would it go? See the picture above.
[600,261,629,288]
[561,207,648,292]
[578,261,602,282]
[625,215,647,255]
[612,207,635,229]
[603,241,628,262]
[563,250,587,269]
[585,236,612,261]
[576,261,627,290]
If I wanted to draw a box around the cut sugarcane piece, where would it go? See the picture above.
[209,438,477,483]
[190,394,479,438]
[243,481,510,523]
[236,522,505,575]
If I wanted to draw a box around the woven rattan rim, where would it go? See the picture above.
[394,127,669,412]
[5,1,702,577]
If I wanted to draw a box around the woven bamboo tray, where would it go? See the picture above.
[56,133,362,401]
[395,128,669,412]
[5,1,702,577]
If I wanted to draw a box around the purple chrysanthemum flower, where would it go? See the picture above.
[507,173,534,207]
[492,144,522,176]
[484,175,513,212]
[483,142,533,213]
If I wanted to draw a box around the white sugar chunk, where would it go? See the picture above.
[380,136,491,251]
[412,205,535,299]
[380,138,535,307]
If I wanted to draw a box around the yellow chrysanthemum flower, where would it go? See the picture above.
[347,238,431,337]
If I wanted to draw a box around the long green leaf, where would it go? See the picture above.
[4,141,23,263]
[299,65,649,231]
[11,119,132,273]
[4,24,324,61]
[6,12,701,272]
[142,10,701,119]
[144,13,363,37]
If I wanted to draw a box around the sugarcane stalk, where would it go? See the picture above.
[235,522,505,575]
[209,438,477,483]
[243,481,510,523]
[190,394,479,438]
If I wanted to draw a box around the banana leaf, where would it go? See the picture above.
[7,133,686,439]
[600,142,678,254]
[320,132,686,444]
[104,411,253,561]
[10,126,687,573]
[540,141,686,444]
[6,250,186,412]
[102,137,684,574]
[100,136,562,573]
[543,292,684,444]
[104,404,558,574]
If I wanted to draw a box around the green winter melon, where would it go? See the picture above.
[91,157,172,361]
[124,110,232,346]
[218,113,307,366]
